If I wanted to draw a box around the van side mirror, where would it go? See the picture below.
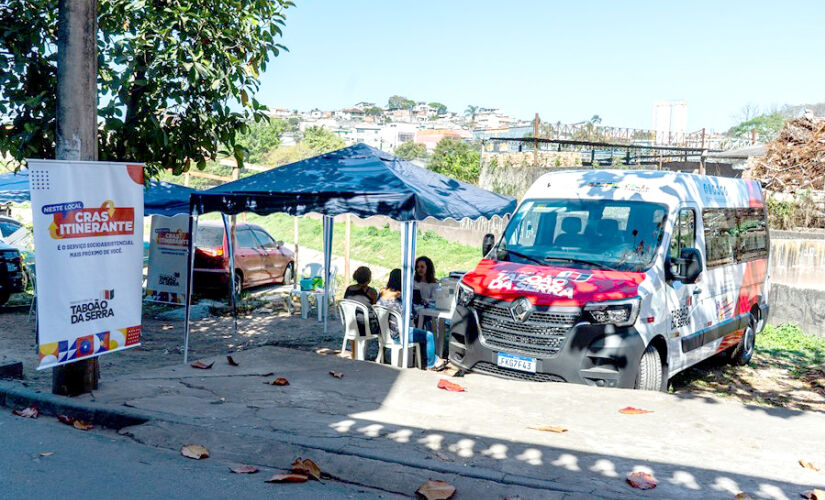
[667,247,703,284]
[482,233,495,257]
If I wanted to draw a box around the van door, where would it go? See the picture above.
[664,207,710,370]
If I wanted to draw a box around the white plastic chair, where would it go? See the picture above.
[338,299,379,360]
[372,305,422,369]
[289,264,337,321]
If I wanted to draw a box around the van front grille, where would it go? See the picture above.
[472,296,579,357]
[473,362,566,382]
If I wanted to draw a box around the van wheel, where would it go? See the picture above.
[730,316,756,366]
[635,344,663,391]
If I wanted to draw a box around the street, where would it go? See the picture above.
[0,410,402,500]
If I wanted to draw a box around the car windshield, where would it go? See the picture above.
[195,226,224,248]
[496,199,668,272]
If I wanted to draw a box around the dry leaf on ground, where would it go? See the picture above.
[529,425,568,433]
[181,444,210,460]
[260,372,274,377]
[619,407,653,415]
[799,459,820,471]
[266,473,308,483]
[230,465,259,474]
[329,371,344,379]
[437,379,465,392]
[57,414,74,425]
[626,471,657,490]
[290,458,321,480]
[226,355,239,367]
[12,406,39,419]
[190,360,214,370]
[264,378,290,386]
[72,419,94,431]
[415,479,456,500]
[802,490,825,500]
[733,493,753,499]
[39,452,54,457]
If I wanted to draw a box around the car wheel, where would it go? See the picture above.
[0,290,9,306]
[730,315,756,366]
[635,344,663,391]
[282,263,294,285]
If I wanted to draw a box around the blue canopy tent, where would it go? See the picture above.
[0,170,195,216]
[186,143,516,366]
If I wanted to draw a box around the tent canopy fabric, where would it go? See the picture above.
[191,143,517,221]
[0,170,194,216]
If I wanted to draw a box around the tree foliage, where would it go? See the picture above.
[0,0,293,176]
[364,106,384,117]
[387,95,415,111]
[235,119,287,164]
[428,102,447,116]
[302,126,345,155]
[394,141,427,160]
[429,137,480,184]
[728,112,785,142]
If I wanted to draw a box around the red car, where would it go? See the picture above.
[194,221,294,296]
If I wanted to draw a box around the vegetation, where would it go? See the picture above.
[464,105,479,129]
[758,323,825,376]
[302,126,346,155]
[728,112,786,142]
[0,0,293,176]
[428,102,447,116]
[364,106,384,117]
[429,137,481,184]
[239,213,481,279]
[394,141,428,160]
[235,119,288,164]
[387,95,416,111]
[766,190,819,229]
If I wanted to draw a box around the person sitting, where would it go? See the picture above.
[344,266,379,337]
[554,217,583,247]
[377,268,439,369]
[413,256,438,305]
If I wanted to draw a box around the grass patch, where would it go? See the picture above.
[757,323,825,376]
[238,213,481,278]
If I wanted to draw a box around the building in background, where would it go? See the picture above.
[653,100,688,145]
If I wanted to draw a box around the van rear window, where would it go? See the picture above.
[702,208,768,267]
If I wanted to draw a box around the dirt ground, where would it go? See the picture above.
[0,294,344,392]
[2,294,824,413]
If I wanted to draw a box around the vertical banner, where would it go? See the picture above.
[146,214,190,305]
[29,160,144,370]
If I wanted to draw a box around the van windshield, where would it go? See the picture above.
[496,199,668,272]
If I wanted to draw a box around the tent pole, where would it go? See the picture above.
[183,208,199,364]
[400,221,417,367]
[322,215,334,335]
[293,216,299,290]
[222,213,237,337]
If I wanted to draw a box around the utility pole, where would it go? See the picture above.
[533,113,540,166]
[53,0,99,395]
[698,127,707,175]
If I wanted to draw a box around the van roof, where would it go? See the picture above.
[524,169,764,210]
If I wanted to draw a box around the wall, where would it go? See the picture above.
[478,151,581,199]
[768,284,825,337]
[769,238,825,290]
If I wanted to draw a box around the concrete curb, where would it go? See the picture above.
[0,379,621,499]
[0,380,149,429]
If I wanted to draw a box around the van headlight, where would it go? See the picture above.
[456,281,475,307]
[584,297,640,327]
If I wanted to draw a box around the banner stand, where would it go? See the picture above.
[183,208,199,364]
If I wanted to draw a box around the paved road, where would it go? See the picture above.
[0,411,402,500]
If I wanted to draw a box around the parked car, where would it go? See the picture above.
[193,221,294,296]
[0,215,34,289]
[451,170,770,391]
[0,242,25,305]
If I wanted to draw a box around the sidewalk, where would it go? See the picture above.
[4,345,821,499]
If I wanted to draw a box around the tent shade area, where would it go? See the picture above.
[0,169,195,216]
[186,144,517,366]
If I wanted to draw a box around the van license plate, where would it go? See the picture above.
[497,353,536,373]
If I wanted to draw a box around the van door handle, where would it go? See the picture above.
[692,288,702,295]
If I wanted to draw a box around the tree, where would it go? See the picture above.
[0,0,293,176]
[394,141,427,160]
[429,137,480,184]
[387,95,415,110]
[302,126,345,155]
[364,106,384,117]
[727,112,785,142]
[464,105,479,129]
[428,102,447,116]
[235,119,287,164]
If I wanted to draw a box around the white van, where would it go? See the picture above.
[449,170,770,390]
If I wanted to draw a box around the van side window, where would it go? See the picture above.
[702,209,736,268]
[735,208,768,261]
[669,208,695,259]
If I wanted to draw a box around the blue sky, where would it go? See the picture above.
[258,1,825,132]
